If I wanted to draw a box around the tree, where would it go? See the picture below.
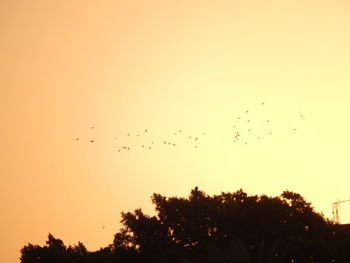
[21,187,350,263]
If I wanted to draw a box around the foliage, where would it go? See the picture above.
[20,187,350,263]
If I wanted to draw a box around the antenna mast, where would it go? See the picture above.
[332,199,350,224]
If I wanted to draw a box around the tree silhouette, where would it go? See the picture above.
[20,187,350,263]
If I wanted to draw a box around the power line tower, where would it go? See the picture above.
[332,199,350,224]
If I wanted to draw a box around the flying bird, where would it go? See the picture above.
[300,112,305,120]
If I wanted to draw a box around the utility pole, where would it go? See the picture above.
[332,199,350,224]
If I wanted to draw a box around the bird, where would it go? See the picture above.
[145,129,148,132]
[75,138,79,141]
[90,140,95,143]
[127,133,130,136]
[142,145,145,148]
[173,144,176,146]
[246,110,249,113]
[194,137,198,141]
[91,126,95,129]
[163,141,166,144]
[261,102,264,105]
[300,112,305,120]
[148,147,152,149]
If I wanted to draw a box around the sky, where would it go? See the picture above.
[1,0,350,262]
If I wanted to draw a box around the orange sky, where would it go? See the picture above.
[1,1,350,262]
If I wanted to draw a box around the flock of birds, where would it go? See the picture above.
[75,102,305,151]
[75,128,205,151]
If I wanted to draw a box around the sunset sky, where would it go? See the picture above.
[1,1,350,262]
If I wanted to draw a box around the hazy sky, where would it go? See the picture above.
[1,1,350,262]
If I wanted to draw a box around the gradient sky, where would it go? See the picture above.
[1,1,350,262]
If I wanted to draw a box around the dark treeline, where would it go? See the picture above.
[21,187,350,263]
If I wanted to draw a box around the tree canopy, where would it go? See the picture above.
[21,187,350,263]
